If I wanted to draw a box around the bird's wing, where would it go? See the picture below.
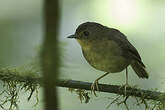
[107,28,145,67]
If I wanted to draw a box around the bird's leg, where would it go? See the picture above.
[125,67,128,96]
[119,67,129,96]
[91,72,109,96]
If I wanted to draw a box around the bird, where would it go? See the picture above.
[67,22,149,96]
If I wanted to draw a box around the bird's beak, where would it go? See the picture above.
[67,34,77,39]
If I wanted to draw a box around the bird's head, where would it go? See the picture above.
[67,22,107,47]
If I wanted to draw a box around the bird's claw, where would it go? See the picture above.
[119,84,129,96]
[91,80,99,96]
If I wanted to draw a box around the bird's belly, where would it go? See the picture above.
[82,49,130,73]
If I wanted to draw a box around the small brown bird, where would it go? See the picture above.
[67,22,149,95]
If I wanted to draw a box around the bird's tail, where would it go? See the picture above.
[131,61,149,79]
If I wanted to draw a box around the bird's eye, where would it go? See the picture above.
[83,31,89,36]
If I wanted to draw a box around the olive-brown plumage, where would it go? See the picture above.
[67,22,149,95]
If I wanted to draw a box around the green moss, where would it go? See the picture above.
[0,67,40,110]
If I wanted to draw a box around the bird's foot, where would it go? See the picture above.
[119,83,129,96]
[91,80,99,96]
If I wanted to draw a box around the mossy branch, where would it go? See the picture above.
[0,69,163,102]
[57,80,162,101]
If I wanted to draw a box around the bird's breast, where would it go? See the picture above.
[81,40,130,73]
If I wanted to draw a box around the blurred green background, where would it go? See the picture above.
[0,0,165,110]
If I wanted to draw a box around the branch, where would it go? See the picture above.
[43,0,60,110]
[57,80,162,101]
[0,71,163,101]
